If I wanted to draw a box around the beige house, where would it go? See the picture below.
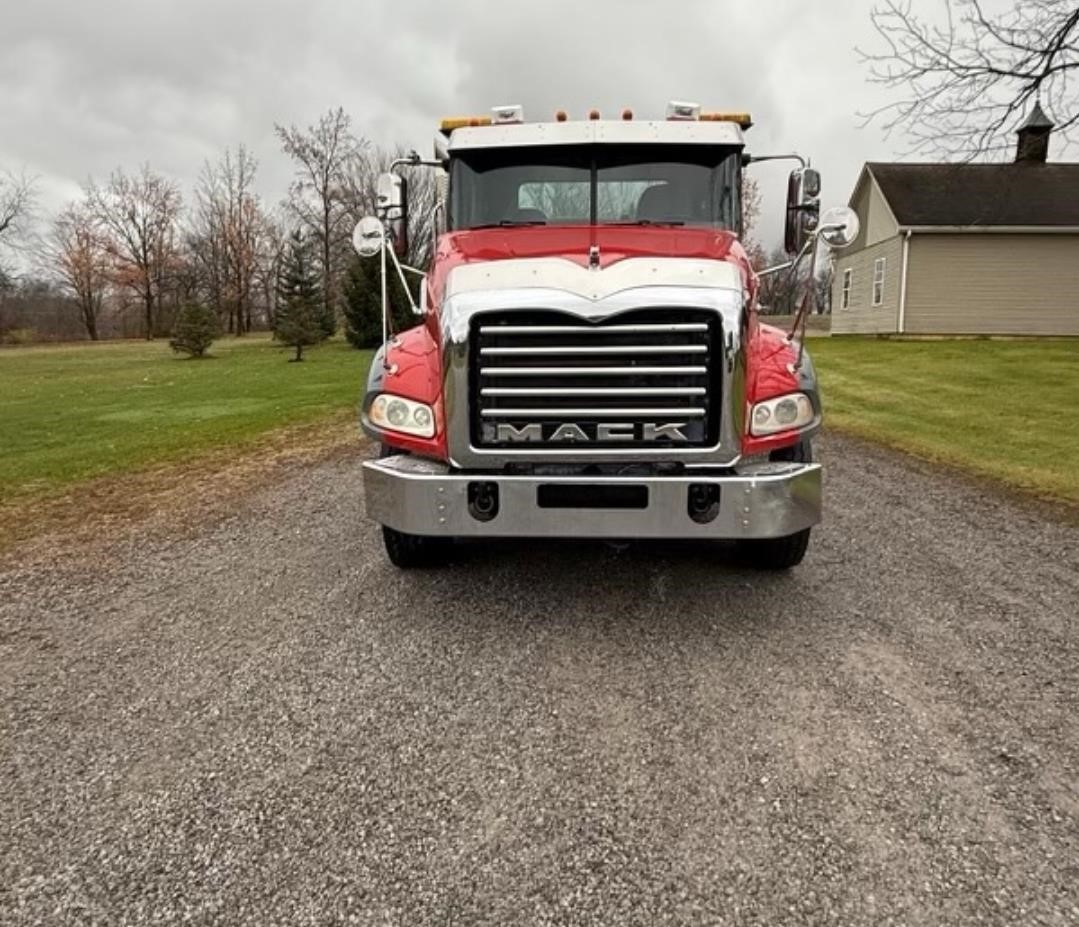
[832,105,1079,336]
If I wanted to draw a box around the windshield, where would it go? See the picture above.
[448,144,742,231]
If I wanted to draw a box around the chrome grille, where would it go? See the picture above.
[471,309,721,449]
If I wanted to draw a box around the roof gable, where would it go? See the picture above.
[866,162,1079,228]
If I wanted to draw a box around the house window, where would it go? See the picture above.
[840,268,852,310]
[872,257,886,307]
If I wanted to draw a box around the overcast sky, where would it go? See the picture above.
[3,0,970,251]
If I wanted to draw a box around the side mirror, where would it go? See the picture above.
[376,172,408,257]
[784,168,820,256]
[351,216,384,258]
[818,206,860,249]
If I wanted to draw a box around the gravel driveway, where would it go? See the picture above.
[2,435,1077,926]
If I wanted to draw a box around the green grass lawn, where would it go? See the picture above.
[0,336,372,500]
[811,338,1079,504]
[3,333,1075,510]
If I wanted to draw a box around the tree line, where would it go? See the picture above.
[0,107,430,348]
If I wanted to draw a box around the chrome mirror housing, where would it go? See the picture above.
[784,168,820,256]
[376,172,408,257]
[351,216,384,258]
[818,206,860,249]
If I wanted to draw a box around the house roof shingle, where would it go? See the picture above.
[866,162,1079,227]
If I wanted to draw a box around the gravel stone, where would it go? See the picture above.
[1,435,1076,925]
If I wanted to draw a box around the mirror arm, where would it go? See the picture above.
[386,241,423,319]
[380,231,390,369]
[786,231,823,371]
[390,151,443,173]
[757,261,793,279]
[743,152,807,168]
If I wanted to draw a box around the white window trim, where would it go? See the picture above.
[872,257,886,307]
[840,268,852,310]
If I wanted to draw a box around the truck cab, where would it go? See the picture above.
[357,103,857,569]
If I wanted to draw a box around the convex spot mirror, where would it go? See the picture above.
[352,216,384,258]
[376,172,408,258]
[818,206,860,249]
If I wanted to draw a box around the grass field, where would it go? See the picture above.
[2,333,1076,511]
[0,336,372,501]
[811,338,1079,504]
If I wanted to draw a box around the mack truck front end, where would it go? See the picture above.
[354,102,858,569]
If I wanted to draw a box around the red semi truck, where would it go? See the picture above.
[353,102,857,569]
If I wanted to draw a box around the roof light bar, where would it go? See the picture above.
[667,100,701,121]
[439,115,493,133]
[701,111,753,129]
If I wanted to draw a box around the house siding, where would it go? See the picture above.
[831,234,904,334]
[847,172,899,251]
[904,233,1079,335]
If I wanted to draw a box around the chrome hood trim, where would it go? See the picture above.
[439,258,747,469]
[445,256,742,304]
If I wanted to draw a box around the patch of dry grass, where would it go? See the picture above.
[0,412,366,558]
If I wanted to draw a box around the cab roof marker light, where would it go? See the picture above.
[621,108,634,121]
[667,100,701,121]
[701,111,754,129]
[588,108,601,121]
[491,104,523,124]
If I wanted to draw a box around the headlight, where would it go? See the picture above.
[749,392,815,436]
[368,394,436,438]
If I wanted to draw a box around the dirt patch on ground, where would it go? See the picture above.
[0,412,367,564]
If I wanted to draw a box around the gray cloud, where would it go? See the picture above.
[2,0,926,250]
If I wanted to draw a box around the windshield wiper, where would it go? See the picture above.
[469,219,548,229]
[606,219,686,227]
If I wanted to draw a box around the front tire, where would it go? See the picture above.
[376,445,452,568]
[737,527,811,570]
[736,437,814,569]
[381,525,450,569]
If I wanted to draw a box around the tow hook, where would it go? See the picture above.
[468,482,500,522]
[687,483,720,524]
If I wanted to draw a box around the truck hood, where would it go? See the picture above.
[429,225,754,307]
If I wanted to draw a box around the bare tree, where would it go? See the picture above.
[0,169,36,246]
[87,165,182,339]
[1,171,37,286]
[46,202,110,340]
[740,175,768,270]
[813,266,833,315]
[339,144,442,271]
[276,107,364,322]
[252,208,288,330]
[758,245,809,315]
[190,146,264,334]
[859,0,1079,158]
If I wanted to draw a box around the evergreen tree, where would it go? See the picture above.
[317,292,337,341]
[342,256,382,349]
[340,253,423,351]
[274,230,324,362]
[169,302,221,358]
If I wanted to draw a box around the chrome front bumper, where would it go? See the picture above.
[363,455,821,540]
